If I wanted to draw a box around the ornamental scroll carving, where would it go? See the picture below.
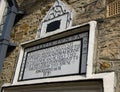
[36,0,73,38]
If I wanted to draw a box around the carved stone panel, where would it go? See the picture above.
[36,0,73,38]
[18,32,89,81]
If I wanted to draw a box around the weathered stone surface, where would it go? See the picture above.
[0,48,18,86]
[97,17,120,60]
[95,60,113,72]
[0,0,120,91]
[72,0,105,25]
[99,61,111,70]
[96,16,120,91]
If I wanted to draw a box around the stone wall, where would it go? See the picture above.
[0,0,120,92]
[97,16,120,92]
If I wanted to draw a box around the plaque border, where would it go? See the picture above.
[18,31,89,81]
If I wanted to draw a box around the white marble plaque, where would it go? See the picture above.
[18,32,89,80]
[22,41,81,80]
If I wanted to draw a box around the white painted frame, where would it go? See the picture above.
[0,0,7,23]
[3,21,115,92]
[40,14,71,38]
[0,0,7,35]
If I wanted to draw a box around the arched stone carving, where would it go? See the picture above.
[36,0,73,38]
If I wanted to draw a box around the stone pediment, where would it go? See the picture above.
[36,0,73,38]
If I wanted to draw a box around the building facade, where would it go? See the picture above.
[0,0,120,92]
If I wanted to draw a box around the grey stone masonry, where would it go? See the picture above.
[0,0,120,92]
